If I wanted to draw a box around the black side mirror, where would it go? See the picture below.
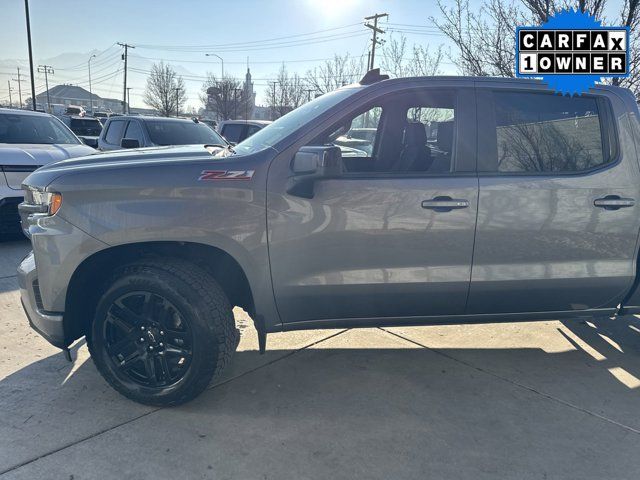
[287,145,342,198]
[120,138,140,149]
[81,137,98,148]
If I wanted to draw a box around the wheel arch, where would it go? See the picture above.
[63,241,258,344]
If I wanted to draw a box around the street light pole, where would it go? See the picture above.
[24,0,36,110]
[88,54,96,114]
[205,53,224,78]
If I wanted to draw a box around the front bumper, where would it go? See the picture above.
[18,251,66,348]
[0,196,23,236]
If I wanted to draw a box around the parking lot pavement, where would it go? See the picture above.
[1,241,640,479]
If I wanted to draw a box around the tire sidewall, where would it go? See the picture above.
[90,267,222,404]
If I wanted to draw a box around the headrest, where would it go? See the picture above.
[402,122,427,145]
[437,121,454,151]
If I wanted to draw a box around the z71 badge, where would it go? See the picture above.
[199,170,255,181]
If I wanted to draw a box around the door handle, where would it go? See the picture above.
[421,196,470,212]
[594,195,635,210]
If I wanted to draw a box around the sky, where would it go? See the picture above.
[0,0,625,110]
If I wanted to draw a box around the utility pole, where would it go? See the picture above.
[269,81,278,120]
[233,88,242,119]
[12,67,24,108]
[88,54,96,114]
[126,87,132,114]
[117,42,135,114]
[37,65,54,113]
[364,13,388,70]
[24,0,36,110]
[304,88,315,102]
[7,81,12,108]
[174,87,180,117]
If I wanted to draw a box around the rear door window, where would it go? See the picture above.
[221,124,245,144]
[124,120,145,145]
[245,124,262,138]
[104,120,126,145]
[490,92,612,173]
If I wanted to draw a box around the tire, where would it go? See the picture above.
[88,258,238,406]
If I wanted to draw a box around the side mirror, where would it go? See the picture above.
[287,145,342,198]
[80,137,98,148]
[120,138,140,149]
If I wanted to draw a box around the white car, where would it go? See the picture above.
[0,109,95,237]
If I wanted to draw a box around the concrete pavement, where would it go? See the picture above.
[2,239,640,479]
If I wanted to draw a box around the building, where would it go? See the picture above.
[203,67,257,121]
[31,84,127,113]
[243,67,256,119]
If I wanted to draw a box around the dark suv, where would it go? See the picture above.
[59,115,103,148]
[98,115,228,151]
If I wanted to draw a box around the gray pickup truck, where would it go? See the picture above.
[17,70,640,405]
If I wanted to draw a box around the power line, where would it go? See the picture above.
[135,31,369,53]
[134,22,363,50]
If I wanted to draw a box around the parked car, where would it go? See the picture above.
[59,115,103,148]
[218,119,271,145]
[0,108,94,236]
[18,71,640,406]
[93,112,110,126]
[64,105,86,116]
[98,115,228,151]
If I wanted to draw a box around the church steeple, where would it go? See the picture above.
[242,60,255,119]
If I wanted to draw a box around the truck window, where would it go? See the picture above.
[124,120,145,144]
[221,124,245,144]
[312,88,458,174]
[406,105,455,173]
[245,124,262,138]
[105,119,126,145]
[492,92,611,173]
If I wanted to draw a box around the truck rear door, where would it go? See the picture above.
[467,83,640,315]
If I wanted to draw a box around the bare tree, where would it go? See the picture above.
[264,64,307,120]
[381,34,444,78]
[432,0,639,96]
[143,62,186,117]
[201,74,251,121]
[305,53,365,95]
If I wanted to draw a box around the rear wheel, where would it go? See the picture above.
[88,259,238,406]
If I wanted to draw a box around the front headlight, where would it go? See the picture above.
[22,187,63,216]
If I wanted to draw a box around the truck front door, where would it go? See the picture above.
[267,85,479,325]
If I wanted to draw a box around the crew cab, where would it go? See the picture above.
[17,71,640,406]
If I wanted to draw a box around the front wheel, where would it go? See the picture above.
[88,259,238,406]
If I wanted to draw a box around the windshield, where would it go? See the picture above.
[146,120,226,146]
[233,87,361,155]
[0,113,80,145]
[70,118,102,136]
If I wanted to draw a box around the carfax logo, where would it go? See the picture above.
[516,9,629,95]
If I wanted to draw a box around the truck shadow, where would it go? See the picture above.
[2,314,640,474]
